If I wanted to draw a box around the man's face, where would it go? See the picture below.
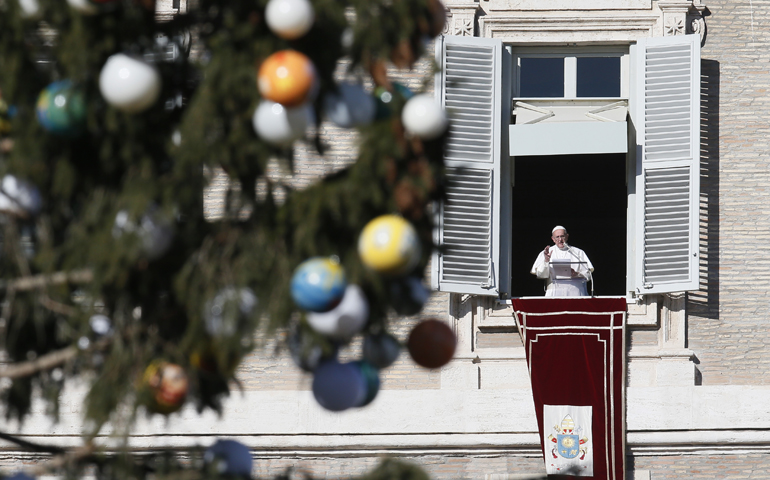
[552,229,568,248]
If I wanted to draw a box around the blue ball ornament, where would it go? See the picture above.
[390,276,430,316]
[323,83,376,128]
[353,361,381,407]
[6,473,35,480]
[290,257,346,312]
[312,360,367,411]
[204,439,253,477]
[363,332,402,369]
[36,81,86,136]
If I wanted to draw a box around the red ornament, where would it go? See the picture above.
[407,319,456,369]
[143,361,189,414]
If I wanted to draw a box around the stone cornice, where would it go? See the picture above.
[479,14,660,43]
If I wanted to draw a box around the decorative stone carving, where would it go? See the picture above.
[454,16,474,36]
[688,10,707,43]
[665,15,685,35]
[442,13,452,35]
[443,1,480,37]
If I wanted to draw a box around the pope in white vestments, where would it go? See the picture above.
[530,226,594,297]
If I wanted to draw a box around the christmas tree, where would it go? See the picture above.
[0,0,452,478]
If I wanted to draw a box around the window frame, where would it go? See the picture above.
[512,47,630,100]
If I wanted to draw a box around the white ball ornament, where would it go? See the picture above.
[401,94,448,140]
[265,0,315,40]
[0,175,42,217]
[112,208,174,260]
[307,284,369,340]
[99,54,162,113]
[19,0,41,18]
[323,83,376,129]
[252,100,312,146]
[66,0,97,14]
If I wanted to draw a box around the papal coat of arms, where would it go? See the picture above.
[543,405,593,476]
[548,414,589,460]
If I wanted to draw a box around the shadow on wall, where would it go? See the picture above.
[687,58,720,321]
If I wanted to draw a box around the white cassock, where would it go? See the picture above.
[530,244,594,297]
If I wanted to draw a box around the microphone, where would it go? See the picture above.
[564,243,594,297]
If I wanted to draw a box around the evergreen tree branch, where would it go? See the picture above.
[0,269,94,292]
[0,430,66,454]
[26,444,97,476]
[38,294,79,317]
[0,336,110,379]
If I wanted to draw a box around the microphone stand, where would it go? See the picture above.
[564,243,594,297]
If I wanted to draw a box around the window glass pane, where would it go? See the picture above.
[576,57,621,97]
[519,57,564,97]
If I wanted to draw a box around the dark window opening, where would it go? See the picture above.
[519,57,564,97]
[510,153,627,297]
[577,57,621,97]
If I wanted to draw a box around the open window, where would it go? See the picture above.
[432,34,701,298]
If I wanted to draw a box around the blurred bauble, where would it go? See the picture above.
[358,215,421,276]
[99,54,162,113]
[143,361,188,414]
[252,100,311,146]
[390,276,430,316]
[265,0,314,40]
[407,319,457,369]
[112,208,174,260]
[68,0,120,14]
[307,284,369,340]
[5,473,35,480]
[353,361,380,407]
[18,0,41,17]
[402,94,448,140]
[428,0,448,37]
[36,81,86,136]
[0,96,14,134]
[323,83,376,128]
[288,326,338,372]
[0,175,42,217]
[257,50,317,107]
[390,39,416,69]
[290,257,346,312]
[89,314,113,337]
[204,287,257,337]
[374,83,414,120]
[312,360,367,412]
[66,0,98,14]
[204,439,253,477]
[138,210,174,259]
[363,332,401,369]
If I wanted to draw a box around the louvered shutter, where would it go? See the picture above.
[431,35,509,296]
[630,34,700,294]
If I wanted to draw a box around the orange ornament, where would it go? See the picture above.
[257,50,317,107]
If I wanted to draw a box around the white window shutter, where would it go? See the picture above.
[630,34,700,294]
[431,35,509,296]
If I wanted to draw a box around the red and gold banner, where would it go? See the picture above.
[512,297,626,480]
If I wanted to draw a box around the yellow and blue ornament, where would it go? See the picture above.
[358,215,421,276]
[291,257,346,312]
